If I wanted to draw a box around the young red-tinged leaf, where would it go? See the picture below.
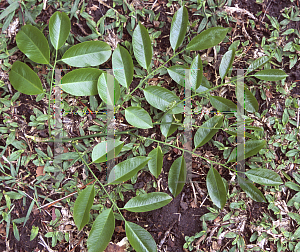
[108,157,151,184]
[124,192,172,212]
[245,168,283,186]
[49,11,71,50]
[87,208,115,252]
[61,41,111,67]
[132,22,152,70]
[206,166,227,209]
[219,49,235,80]
[125,221,157,252]
[148,146,163,178]
[125,107,153,129]
[61,68,103,96]
[170,6,189,51]
[16,25,50,64]
[73,185,95,231]
[168,156,186,197]
[237,176,266,203]
[186,27,231,51]
[9,61,43,95]
[194,115,223,149]
[112,44,134,88]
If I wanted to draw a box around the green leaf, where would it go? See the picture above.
[29,226,39,241]
[195,75,211,93]
[237,176,266,203]
[168,156,186,197]
[209,96,236,111]
[125,107,153,129]
[13,223,20,241]
[108,157,151,184]
[125,221,157,252]
[246,56,271,74]
[186,27,230,51]
[253,69,288,81]
[97,72,120,105]
[9,61,43,95]
[144,86,184,114]
[73,185,95,231]
[49,11,71,50]
[167,65,186,87]
[16,25,50,64]
[112,44,134,88]
[92,140,124,163]
[285,182,300,192]
[194,115,223,148]
[148,146,163,178]
[0,1,19,21]
[61,68,103,96]
[61,41,111,67]
[227,140,266,162]
[219,49,235,80]
[206,166,226,209]
[87,208,115,252]
[132,22,152,70]
[124,192,172,212]
[244,86,258,113]
[160,113,182,138]
[190,55,203,90]
[170,6,189,51]
[245,168,283,186]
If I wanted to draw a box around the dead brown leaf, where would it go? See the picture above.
[36,166,45,177]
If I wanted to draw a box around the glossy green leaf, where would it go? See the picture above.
[170,6,188,51]
[125,221,157,252]
[73,185,95,231]
[244,86,258,113]
[61,41,111,67]
[194,115,223,148]
[195,75,211,93]
[124,192,172,212]
[92,140,124,163]
[9,61,43,95]
[61,68,103,96]
[125,107,153,129]
[97,72,120,105]
[87,208,115,252]
[144,86,184,114]
[209,96,236,111]
[253,69,288,81]
[108,157,151,184]
[237,176,266,203]
[168,156,186,197]
[148,146,163,178]
[112,44,134,88]
[132,22,152,70]
[49,11,71,50]
[206,166,226,209]
[246,56,271,74]
[245,168,283,186]
[190,55,203,90]
[16,25,50,64]
[227,140,266,162]
[160,113,182,138]
[186,27,230,51]
[167,65,186,87]
[219,49,235,80]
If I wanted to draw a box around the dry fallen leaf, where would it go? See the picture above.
[90,4,98,11]
[36,166,45,177]
[104,242,126,252]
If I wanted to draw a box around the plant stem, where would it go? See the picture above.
[72,143,126,222]
[48,49,58,137]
